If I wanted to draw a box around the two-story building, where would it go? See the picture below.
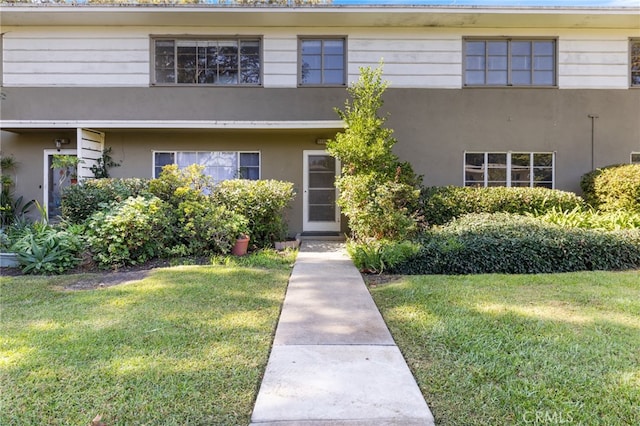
[1,4,639,234]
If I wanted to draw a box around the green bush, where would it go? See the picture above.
[175,199,248,255]
[347,239,420,274]
[338,174,420,241]
[392,213,640,274]
[149,164,213,208]
[421,186,585,226]
[580,164,640,212]
[537,207,640,230]
[86,196,172,268]
[212,179,295,248]
[12,222,85,274]
[61,178,150,223]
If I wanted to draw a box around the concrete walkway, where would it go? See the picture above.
[250,241,434,425]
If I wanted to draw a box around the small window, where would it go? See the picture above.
[153,151,260,183]
[299,38,346,86]
[464,38,556,87]
[465,152,554,188]
[631,40,640,87]
[632,152,640,164]
[152,37,261,85]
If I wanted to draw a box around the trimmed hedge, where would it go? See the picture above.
[580,164,640,212]
[420,186,585,226]
[392,213,640,274]
[61,178,150,223]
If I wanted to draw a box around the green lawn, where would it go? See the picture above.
[371,271,640,426]
[0,251,295,425]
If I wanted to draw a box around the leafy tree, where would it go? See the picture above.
[327,64,421,242]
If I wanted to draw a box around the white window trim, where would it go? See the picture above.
[463,151,555,188]
[152,150,261,181]
[298,36,348,87]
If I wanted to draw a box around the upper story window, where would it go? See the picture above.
[631,39,640,87]
[464,152,554,188]
[464,38,556,87]
[299,38,346,86]
[152,37,261,85]
[154,151,260,183]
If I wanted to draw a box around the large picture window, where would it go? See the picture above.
[631,39,640,87]
[153,38,261,85]
[464,38,556,87]
[464,152,554,188]
[299,38,346,86]
[154,151,260,183]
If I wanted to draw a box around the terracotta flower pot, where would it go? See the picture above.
[232,235,250,256]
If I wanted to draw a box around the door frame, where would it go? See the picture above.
[302,149,340,233]
[43,149,76,220]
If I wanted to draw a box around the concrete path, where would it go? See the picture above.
[250,241,434,426]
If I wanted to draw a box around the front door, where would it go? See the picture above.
[303,150,340,233]
[43,149,77,221]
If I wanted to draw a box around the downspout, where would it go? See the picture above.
[588,114,599,171]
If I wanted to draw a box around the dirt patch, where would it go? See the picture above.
[362,273,403,287]
[63,270,153,291]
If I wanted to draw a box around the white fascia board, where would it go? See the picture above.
[0,120,346,130]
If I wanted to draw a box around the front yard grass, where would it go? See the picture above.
[0,250,296,425]
[371,271,640,426]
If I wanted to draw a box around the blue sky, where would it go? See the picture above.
[332,1,640,6]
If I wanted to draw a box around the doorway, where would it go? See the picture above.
[302,150,340,233]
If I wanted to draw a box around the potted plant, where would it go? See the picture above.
[230,214,251,256]
[51,154,82,188]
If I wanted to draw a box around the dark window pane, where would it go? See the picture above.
[512,71,531,85]
[154,152,175,178]
[466,41,485,55]
[466,153,485,166]
[324,40,344,55]
[511,41,531,55]
[487,41,507,55]
[324,70,344,85]
[534,153,553,167]
[488,153,507,165]
[465,71,485,85]
[240,153,260,167]
[511,153,530,167]
[631,153,640,164]
[309,204,336,221]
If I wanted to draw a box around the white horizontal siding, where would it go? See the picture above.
[263,36,297,88]
[348,36,462,88]
[2,26,637,89]
[558,38,630,89]
[3,30,149,87]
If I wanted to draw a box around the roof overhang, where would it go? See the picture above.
[0,119,346,133]
[1,5,639,29]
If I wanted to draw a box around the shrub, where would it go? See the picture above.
[580,164,640,212]
[392,213,640,274]
[347,239,421,274]
[537,207,640,231]
[338,174,420,241]
[61,178,150,223]
[149,164,213,208]
[420,186,585,226]
[12,222,85,274]
[212,179,295,248]
[86,196,172,268]
[175,199,248,255]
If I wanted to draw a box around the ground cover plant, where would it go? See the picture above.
[0,249,296,425]
[370,272,640,426]
[392,213,640,274]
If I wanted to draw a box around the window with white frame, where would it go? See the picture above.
[632,152,640,164]
[154,151,260,183]
[152,37,261,85]
[299,38,346,86]
[631,39,640,87]
[464,152,554,188]
[464,38,556,87]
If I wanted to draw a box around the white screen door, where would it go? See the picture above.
[303,150,340,232]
